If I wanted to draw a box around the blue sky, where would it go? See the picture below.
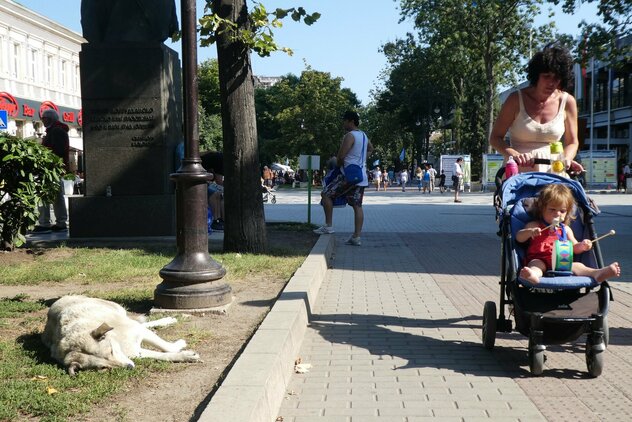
[24,0,599,105]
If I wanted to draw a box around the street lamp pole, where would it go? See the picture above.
[415,118,422,166]
[154,0,232,310]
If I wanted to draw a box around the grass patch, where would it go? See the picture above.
[0,296,45,319]
[1,244,312,287]
[0,228,316,420]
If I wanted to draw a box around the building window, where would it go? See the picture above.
[12,43,20,77]
[0,37,4,73]
[73,64,80,91]
[60,60,67,87]
[46,54,53,83]
[29,49,37,80]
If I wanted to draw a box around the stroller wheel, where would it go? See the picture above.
[528,337,545,376]
[482,301,497,350]
[586,338,605,377]
[271,195,277,204]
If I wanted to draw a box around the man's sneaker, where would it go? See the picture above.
[31,225,52,234]
[211,219,224,231]
[345,236,361,246]
[51,224,68,232]
[313,225,334,234]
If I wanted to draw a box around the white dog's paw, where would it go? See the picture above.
[179,350,201,362]
[160,316,178,326]
[144,316,178,328]
[173,339,187,351]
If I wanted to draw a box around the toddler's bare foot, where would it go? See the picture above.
[595,262,621,283]
[520,267,540,285]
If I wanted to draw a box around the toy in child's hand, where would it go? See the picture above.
[592,230,616,243]
[542,217,561,232]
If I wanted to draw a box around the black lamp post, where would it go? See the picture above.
[415,118,422,166]
[154,0,232,310]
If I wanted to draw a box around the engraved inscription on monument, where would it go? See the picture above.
[83,106,161,147]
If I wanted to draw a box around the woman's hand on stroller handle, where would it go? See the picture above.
[510,154,585,176]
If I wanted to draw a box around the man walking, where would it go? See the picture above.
[453,157,464,203]
[33,109,70,232]
[313,111,373,246]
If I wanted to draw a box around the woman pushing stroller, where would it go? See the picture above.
[516,184,620,285]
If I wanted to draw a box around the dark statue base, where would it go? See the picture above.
[70,42,182,238]
[69,195,175,237]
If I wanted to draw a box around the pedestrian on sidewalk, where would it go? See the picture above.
[453,157,464,203]
[438,169,446,193]
[372,166,382,191]
[32,109,70,233]
[313,110,373,246]
[415,166,423,191]
[400,167,409,192]
[422,164,431,194]
[428,163,437,192]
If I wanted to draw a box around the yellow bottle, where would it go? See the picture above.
[550,142,567,176]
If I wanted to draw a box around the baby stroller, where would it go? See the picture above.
[484,172,612,377]
[262,187,276,204]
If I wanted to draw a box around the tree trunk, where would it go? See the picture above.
[212,0,267,253]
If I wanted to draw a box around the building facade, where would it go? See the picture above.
[0,0,84,170]
[576,36,632,165]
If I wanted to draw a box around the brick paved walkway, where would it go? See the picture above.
[278,228,632,421]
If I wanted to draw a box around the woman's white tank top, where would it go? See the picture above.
[508,90,568,172]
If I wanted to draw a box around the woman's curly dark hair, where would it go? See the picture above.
[527,43,574,92]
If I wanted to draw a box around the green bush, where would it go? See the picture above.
[0,135,65,250]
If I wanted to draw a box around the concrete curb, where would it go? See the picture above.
[198,234,335,422]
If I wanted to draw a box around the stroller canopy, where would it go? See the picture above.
[499,172,598,215]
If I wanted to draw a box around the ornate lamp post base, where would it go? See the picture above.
[154,277,232,310]
[154,169,231,310]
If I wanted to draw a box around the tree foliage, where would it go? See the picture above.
[200,1,320,57]
[255,69,360,167]
[399,0,553,149]
[0,136,65,250]
[198,59,221,116]
[551,0,631,64]
[197,59,223,152]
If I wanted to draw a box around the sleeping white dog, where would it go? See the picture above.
[42,295,200,375]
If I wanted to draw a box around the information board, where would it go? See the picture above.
[578,150,617,186]
[482,154,504,190]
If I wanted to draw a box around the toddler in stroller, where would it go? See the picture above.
[516,183,620,285]
[483,172,619,377]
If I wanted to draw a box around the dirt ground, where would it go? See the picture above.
[0,228,317,422]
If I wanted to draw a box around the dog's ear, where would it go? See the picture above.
[91,323,113,341]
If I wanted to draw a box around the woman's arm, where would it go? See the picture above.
[489,92,524,162]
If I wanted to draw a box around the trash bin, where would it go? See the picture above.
[626,177,632,193]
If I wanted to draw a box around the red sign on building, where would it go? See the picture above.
[0,92,19,117]
[39,100,59,118]
[62,111,75,123]
[23,104,35,117]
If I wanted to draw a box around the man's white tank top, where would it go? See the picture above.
[343,130,368,187]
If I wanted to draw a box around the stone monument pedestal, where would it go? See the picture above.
[70,43,182,238]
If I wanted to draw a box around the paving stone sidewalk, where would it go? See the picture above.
[278,231,632,421]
